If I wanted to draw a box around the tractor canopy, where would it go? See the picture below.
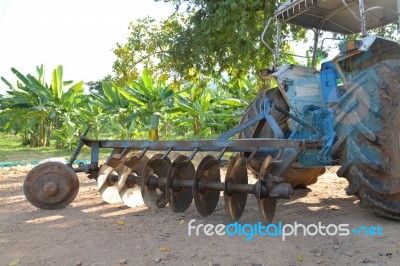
[275,0,399,34]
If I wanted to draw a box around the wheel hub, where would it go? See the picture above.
[43,181,59,197]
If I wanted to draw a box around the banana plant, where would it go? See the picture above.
[174,86,216,138]
[174,83,248,138]
[120,68,174,140]
[0,65,84,147]
[88,81,139,140]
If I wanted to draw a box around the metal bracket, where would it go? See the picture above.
[262,98,284,139]
[138,147,148,160]
[265,147,304,187]
[90,141,100,170]
[318,132,337,164]
[162,147,173,160]
[217,112,264,140]
[274,105,316,131]
[217,98,284,140]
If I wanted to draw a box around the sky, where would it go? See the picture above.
[0,0,175,94]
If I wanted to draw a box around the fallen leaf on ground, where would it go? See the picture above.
[9,258,20,266]
[159,247,170,252]
[116,220,125,225]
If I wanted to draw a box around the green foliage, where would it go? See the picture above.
[122,68,175,139]
[84,69,176,141]
[0,65,84,148]
[305,48,329,68]
[174,81,249,138]
[113,0,289,86]
[0,61,263,152]
[52,114,79,150]
[86,74,115,97]
[175,86,215,137]
[89,81,137,140]
[113,15,185,84]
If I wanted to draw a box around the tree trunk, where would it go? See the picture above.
[194,116,201,137]
[148,114,160,140]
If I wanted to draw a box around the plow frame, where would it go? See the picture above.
[70,98,322,182]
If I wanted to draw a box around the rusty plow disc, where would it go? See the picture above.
[224,156,248,221]
[257,156,277,223]
[24,162,79,210]
[118,155,149,208]
[193,155,221,217]
[97,161,126,204]
[166,155,195,212]
[141,154,171,210]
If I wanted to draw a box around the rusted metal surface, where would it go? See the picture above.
[97,162,124,204]
[166,155,195,213]
[224,156,249,221]
[141,154,171,210]
[258,193,277,224]
[118,155,148,208]
[96,148,131,203]
[80,137,309,151]
[23,162,79,210]
[89,140,304,222]
[257,157,278,223]
[193,156,221,217]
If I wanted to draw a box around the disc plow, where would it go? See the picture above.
[23,98,321,222]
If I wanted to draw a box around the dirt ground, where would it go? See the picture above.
[0,165,399,266]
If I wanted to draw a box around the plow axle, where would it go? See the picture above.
[95,146,295,222]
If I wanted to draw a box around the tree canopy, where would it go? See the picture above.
[113,0,284,85]
[113,0,399,86]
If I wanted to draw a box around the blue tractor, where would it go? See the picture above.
[24,0,400,222]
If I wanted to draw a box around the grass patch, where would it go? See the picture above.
[0,133,111,163]
[0,132,232,165]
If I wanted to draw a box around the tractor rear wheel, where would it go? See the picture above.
[334,60,400,220]
[239,88,325,188]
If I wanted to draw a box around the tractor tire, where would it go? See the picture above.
[334,59,400,220]
[239,88,325,188]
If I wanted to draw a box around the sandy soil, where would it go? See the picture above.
[0,165,399,266]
